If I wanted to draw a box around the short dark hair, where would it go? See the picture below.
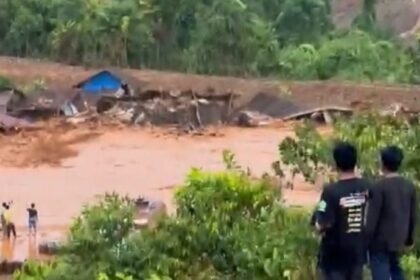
[333,141,357,172]
[31,203,35,208]
[381,146,404,172]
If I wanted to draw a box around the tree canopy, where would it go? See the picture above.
[1,0,419,82]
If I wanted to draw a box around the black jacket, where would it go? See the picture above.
[365,176,417,252]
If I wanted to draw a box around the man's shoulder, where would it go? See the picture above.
[352,177,371,188]
[322,182,338,195]
[374,176,415,189]
[397,176,416,189]
[325,178,370,191]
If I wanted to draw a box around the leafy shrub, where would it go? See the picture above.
[13,261,55,280]
[0,75,13,89]
[14,167,317,280]
[67,193,135,259]
[175,169,279,220]
[401,255,420,279]
[40,193,137,280]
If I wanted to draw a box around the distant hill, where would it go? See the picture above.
[331,0,420,37]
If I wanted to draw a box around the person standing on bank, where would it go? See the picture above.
[365,146,417,280]
[27,203,38,235]
[312,142,370,280]
[3,203,16,238]
[1,202,7,238]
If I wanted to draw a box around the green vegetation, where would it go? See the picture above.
[14,167,317,280]
[6,0,420,277]
[278,30,414,82]
[279,113,420,186]
[0,0,419,82]
[278,113,420,278]
[0,75,13,90]
[13,114,420,279]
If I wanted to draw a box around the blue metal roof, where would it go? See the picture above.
[77,71,123,94]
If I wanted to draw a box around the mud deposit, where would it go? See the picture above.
[0,126,320,267]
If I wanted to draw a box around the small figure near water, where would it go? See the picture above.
[3,201,16,239]
[1,202,8,238]
[27,203,38,235]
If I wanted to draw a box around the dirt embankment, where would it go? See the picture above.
[0,121,102,168]
[2,57,420,111]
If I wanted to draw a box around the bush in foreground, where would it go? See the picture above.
[14,169,317,280]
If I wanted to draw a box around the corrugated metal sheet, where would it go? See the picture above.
[243,92,303,118]
[0,112,32,129]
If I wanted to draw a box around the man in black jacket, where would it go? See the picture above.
[313,142,369,280]
[365,146,417,280]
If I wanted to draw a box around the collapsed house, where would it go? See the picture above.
[74,69,139,98]
[71,70,355,129]
[73,69,144,116]
[72,69,240,128]
[6,88,88,120]
[98,89,239,130]
[234,92,355,126]
[0,88,34,132]
[234,92,304,127]
[282,106,353,124]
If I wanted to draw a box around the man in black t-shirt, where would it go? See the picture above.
[365,146,416,280]
[313,142,369,280]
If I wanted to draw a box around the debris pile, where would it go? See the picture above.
[94,89,236,133]
[236,111,273,127]
[380,102,408,117]
[134,196,167,229]
[0,69,369,134]
[0,258,23,275]
[38,240,62,255]
[283,106,353,124]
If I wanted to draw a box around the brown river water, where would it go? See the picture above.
[0,127,320,271]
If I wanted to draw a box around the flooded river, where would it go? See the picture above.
[0,127,319,267]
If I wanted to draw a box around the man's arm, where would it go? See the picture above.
[365,185,383,241]
[313,188,335,232]
[310,210,317,227]
[406,187,417,246]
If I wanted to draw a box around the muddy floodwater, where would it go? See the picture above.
[0,127,320,265]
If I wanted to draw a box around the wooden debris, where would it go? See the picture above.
[283,106,353,123]
[38,240,62,255]
[237,110,272,127]
[0,259,24,275]
[133,197,167,230]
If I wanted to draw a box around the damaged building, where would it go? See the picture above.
[74,69,143,115]
[6,88,88,120]
[113,89,239,130]
[0,88,34,132]
[74,69,139,98]
[72,70,239,129]
[1,78,355,132]
[136,89,237,127]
